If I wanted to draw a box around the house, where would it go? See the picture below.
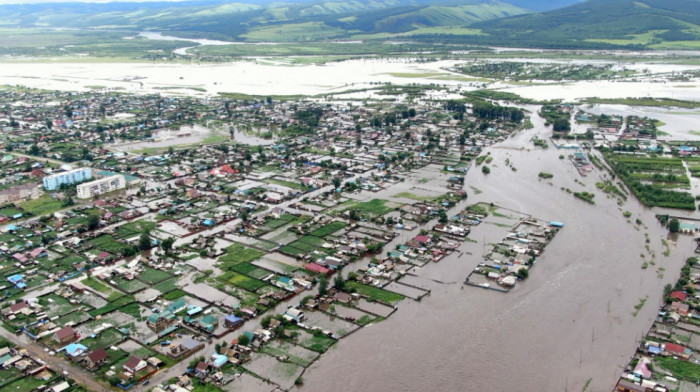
[414,235,431,244]
[283,308,305,323]
[166,298,187,313]
[194,361,209,377]
[51,381,71,392]
[615,380,646,392]
[633,356,652,379]
[670,291,687,301]
[224,315,243,329]
[663,343,691,359]
[123,356,147,374]
[671,301,690,316]
[147,311,177,333]
[84,348,108,369]
[53,326,77,345]
[305,262,331,276]
[63,343,87,358]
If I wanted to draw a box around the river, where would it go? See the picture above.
[297,105,695,392]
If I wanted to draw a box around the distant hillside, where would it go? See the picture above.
[0,0,694,49]
[465,0,700,49]
[0,0,536,41]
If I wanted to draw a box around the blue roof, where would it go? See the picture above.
[212,354,227,367]
[7,274,23,283]
[63,343,87,356]
[225,315,243,324]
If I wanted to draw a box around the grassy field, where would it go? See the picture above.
[311,221,347,237]
[656,356,700,381]
[219,244,265,267]
[345,281,405,305]
[20,194,63,216]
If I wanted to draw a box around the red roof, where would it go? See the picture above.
[665,342,686,354]
[414,235,431,244]
[670,291,687,301]
[87,348,108,363]
[9,301,27,312]
[305,262,331,275]
[55,326,76,340]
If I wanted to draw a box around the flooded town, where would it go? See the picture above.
[0,1,698,391]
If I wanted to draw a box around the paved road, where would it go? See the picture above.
[9,151,68,167]
[0,327,109,391]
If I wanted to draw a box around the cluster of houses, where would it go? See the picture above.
[615,257,700,392]
[466,217,562,292]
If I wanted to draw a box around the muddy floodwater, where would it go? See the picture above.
[298,107,697,391]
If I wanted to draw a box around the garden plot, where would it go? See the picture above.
[260,225,299,245]
[75,313,128,337]
[211,237,235,254]
[243,352,304,391]
[260,340,319,367]
[135,288,161,302]
[232,236,279,251]
[183,282,239,308]
[185,256,218,272]
[156,220,190,237]
[79,292,109,309]
[153,275,185,295]
[383,282,428,300]
[303,310,358,337]
[117,339,143,353]
[252,257,298,275]
[41,294,81,317]
[223,372,272,392]
[332,304,378,324]
[81,328,125,351]
[355,298,396,317]
[293,329,336,353]
[113,277,148,293]
[55,311,91,326]
[140,267,173,283]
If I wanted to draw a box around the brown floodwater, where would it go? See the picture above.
[298,108,695,391]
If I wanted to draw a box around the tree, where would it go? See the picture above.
[669,218,680,233]
[161,237,174,253]
[237,333,251,346]
[408,108,416,117]
[482,165,491,174]
[334,275,346,291]
[318,277,328,297]
[240,208,249,222]
[517,268,529,279]
[332,177,341,189]
[87,214,100,230]
[168,146,175,155]
[438,210,448,223]
[139,231,152,251]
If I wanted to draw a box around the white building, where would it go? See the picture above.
[76,175,126,199]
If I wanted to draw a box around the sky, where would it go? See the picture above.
[0,0,190,3]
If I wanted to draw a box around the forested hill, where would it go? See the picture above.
[0,0,698,49]
[0,0,579,42]
[465,0,700,49]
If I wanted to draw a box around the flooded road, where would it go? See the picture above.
[299,107,695,391]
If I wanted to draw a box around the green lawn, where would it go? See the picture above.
[656,357,700,381]
[82,277,110,293]
[20,194,63,216]
[218,271,268,293]
[311,222,347,237]
[219,244,265,267]
[140,267,172,284]
[345,281,405,305]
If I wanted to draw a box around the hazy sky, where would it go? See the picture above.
[0,0,189,3]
